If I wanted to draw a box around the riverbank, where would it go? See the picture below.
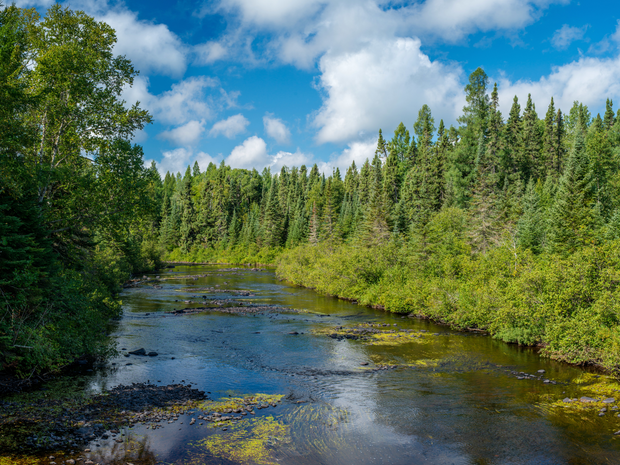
[276,240,620,374]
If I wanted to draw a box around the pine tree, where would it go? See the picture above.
[179,174,196,253]
[261,180,284,248]
[344,161,359,195]
[517,179,545,253]
[382,150,400,219]
[502,96,522,179]
[375,129,388,158]
[308,202,319,245]
[604,98,615,129]
[387,122,410,164]
[547,125,594,254]
[519,93,542,180]
[469,135,500,253]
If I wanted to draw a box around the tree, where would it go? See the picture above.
[603,98,615,129]
[517,179,545,253]
[547,125,594,254]
[519,93,542,180]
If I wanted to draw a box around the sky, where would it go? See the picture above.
[15,0,620,176]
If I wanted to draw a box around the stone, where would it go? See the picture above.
[360,362,369,366]
[563,398,572,403]
[66,460,76,465]
[603,398,616,404]
[537,370,545,373]
[128,348,146,356]
[580,396,597,403]
[148,352,158,357]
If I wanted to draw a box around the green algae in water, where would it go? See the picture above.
[187,416,290,465]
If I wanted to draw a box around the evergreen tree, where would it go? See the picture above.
[261,180,284,248]
[178,173,196,253]
[519,93,542,180]
[547,125,594,254]
[517,179,545,253]
[604,98,615,129]
[375,129,388,158]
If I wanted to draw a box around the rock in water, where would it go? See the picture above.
[148,352,158,357]
[129,348,147,356]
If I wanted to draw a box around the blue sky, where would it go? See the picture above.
[16,0,620,175]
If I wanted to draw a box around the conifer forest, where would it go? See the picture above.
[3,3,620,378]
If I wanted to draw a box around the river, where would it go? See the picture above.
[7,264,620,464]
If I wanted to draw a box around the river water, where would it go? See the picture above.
[29,265,620,464]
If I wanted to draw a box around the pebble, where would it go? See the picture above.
[538,370,545,373]
[562,398,572,403]
[603,398,616,404]
[66,460,76,465]
[580,396,597,403]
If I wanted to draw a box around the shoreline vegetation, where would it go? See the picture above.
[3,2,620,381]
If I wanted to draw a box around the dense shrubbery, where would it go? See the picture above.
[278,230,620,371]
[0,5,161,376]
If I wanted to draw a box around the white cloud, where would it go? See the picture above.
[497,55,620,117]
[66,0,188,78]
[159,120,205,146]
[209,114,250,139]
[153,148,219,176]
[263,115,291,144]
[100,10,187,77]
[12,0,53,7]
[312,38,464,144]
[327,139,377,174]
[122,76,222,125]
[551,24,588,50]
[226,136,269,169]
[216,0,323,27]
[194,41,228,64]
[225,136,312,170]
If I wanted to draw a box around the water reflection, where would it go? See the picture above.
[62,265,620,464]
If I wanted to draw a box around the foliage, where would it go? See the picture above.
[0,4,159,376]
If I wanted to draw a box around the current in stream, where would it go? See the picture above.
[18,265,620,464]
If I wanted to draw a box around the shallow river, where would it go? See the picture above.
[23,265,620,464]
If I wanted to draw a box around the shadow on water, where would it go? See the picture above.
[3,264,620,465]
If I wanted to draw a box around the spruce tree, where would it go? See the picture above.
[517,179,545,253]
[604,98,615,129]
[502,96,522,179]
[179,174,196,253]
[519,93,542,180]
[547,125,594,254]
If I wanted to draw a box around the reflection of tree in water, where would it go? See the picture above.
[87,434,160,465]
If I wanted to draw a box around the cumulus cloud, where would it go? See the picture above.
[159,120,205,146]
[328,139,377,174]
[497,54,620,117]
[263,115,291,144]
[153,148,219,176]
[100,10,187,77]
[209,114,250,139]
[122,76,222,125]
[225,136,312,170]
[312,37,464,144]
[551,24,588,50]
[12,0,53,7]
[67,0,187,78]
[226,136,269,169]
[212,0,568,69]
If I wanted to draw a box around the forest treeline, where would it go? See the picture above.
[3,3,620,376]
[0,5,161,376]
[159,69,620,371]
